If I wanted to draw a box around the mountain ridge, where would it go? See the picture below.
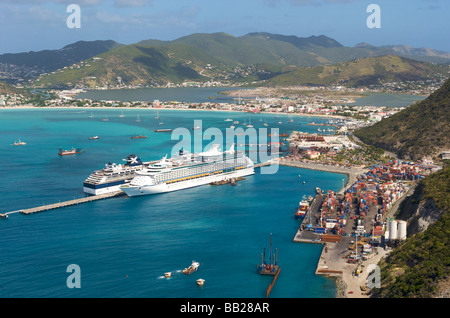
[7,32,448,87]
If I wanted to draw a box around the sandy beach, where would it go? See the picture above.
[0,104,346,119]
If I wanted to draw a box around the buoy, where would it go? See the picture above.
[197,279,205,286]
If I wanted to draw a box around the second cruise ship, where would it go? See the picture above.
[120,144,254,196]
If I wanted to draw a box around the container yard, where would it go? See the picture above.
[295,160,425,241]
[293,160,430,297]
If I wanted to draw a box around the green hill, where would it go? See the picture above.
[0,80,32,97]
[35,33,450,88]
[264,55,447,86]
[37,44,211,88]
[354,77,450,160]
[0,40,123,73]
[374,165,450,298]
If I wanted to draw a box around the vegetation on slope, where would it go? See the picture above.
[0,40,122,73]
[265,55,447,87]
[37,44,209,88]
[374,165,450,298]
[354,77,450,160]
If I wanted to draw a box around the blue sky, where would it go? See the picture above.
[0,0,448,54]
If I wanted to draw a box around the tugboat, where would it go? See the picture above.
[182,261,199,275]
[295,196,311,219]
[58,147,85,156]
[258,234,279,276]
[131,134,147,139]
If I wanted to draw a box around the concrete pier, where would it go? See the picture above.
[2,190,125,217]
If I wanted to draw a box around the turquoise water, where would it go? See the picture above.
[0,108,343,298]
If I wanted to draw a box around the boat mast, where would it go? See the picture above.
[269,233,272,265]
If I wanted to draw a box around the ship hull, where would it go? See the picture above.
[120,167,254,197]
[83,183,126,195]
[83,179,133,195]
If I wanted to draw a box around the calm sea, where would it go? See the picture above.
[349,92,426,107]
[76,86,245,103]
[0,107,343,298]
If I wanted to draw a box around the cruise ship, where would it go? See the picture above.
[120,144,254,197]
[83,154,147,195]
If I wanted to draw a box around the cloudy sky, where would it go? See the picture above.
[0,0,448,54]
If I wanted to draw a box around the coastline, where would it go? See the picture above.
[0,105,346,119]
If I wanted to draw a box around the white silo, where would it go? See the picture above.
[389,220,398,241]
[398,220,407,241]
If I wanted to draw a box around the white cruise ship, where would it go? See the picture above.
[83,155,148,195]
[120,144,254,196]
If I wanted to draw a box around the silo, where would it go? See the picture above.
[398,220,407,240]
[389,220,398,241]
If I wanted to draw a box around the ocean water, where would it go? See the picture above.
[0,108,343,298]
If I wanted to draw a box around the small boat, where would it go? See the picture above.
[233,121,239,124]
[102,116,109,122]
[131,134,147,139]
[193,126,201,130]
[230,125,235,129]
[316,187,322,194]
[196,279,205,286]
[230,178,236,186]
[289,119,293,123]
[89,136,99,140]
[164,272,172,278]
[182,261,199,275]
[154,129,172,132]
[58,147,84,156]
[13,139,26,146]
[136,115,141,122]
[119,111,125,118]
[224,118,233,122]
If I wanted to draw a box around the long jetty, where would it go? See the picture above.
[1,191,125,218]
[265,268,281,298]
